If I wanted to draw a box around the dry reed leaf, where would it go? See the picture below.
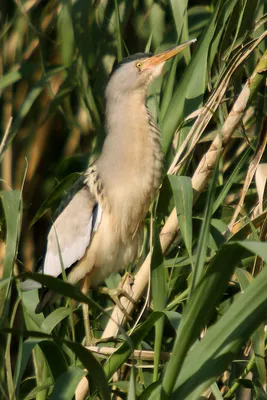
[255,163,267,214]
[0,117,12,156]
[228,120,267,231]
[1,113,13,191]
[168,31,267,176]
[230,210,267,236]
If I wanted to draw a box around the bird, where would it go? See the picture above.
[22,39,196,345]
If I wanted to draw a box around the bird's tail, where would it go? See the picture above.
[35,288,56,314]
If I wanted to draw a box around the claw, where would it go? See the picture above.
[99,272,137,319]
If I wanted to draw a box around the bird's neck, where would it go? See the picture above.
[97,90,164,237]
[100,89,156,170]
[105,89,148,142]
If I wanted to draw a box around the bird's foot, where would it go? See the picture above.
[84,335,95,347]
[99,272,137,320]
[84,336,101,347]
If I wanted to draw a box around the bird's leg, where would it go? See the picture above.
[81,274,94,346]
[82,303,92,346]
[99,272,137,320]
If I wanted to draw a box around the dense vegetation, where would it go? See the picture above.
[0,0,267,399]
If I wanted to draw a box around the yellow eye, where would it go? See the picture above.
[136,62,142,69]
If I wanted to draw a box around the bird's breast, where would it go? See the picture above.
[97,109,164,242]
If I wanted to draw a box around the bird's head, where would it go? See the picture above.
[106,39,196,99]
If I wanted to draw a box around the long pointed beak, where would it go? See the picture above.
[142,38,196,70]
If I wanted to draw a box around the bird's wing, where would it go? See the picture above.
[43,183,102,278]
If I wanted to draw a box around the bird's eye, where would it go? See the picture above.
[136,62,142,69]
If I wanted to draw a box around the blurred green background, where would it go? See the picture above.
[1,0,267,399]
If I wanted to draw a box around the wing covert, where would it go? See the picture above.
[43,186,102,277]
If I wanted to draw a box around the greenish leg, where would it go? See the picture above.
[81,274,94,346]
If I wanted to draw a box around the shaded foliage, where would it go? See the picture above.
[0,0,267,399]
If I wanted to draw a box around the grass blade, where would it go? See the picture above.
[170,242,267,399]
[104,312,163,379]
[161,0,239,155]
[168,175,193,259]
[161,242,250,398]
[50,366,87,400]
[151,222,166,381]
[0,191,21,319]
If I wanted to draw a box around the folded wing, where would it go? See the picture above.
[43,185,102,278]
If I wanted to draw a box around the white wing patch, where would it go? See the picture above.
[43,187,102,278]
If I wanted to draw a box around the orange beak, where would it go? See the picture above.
[142,39,196,70]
